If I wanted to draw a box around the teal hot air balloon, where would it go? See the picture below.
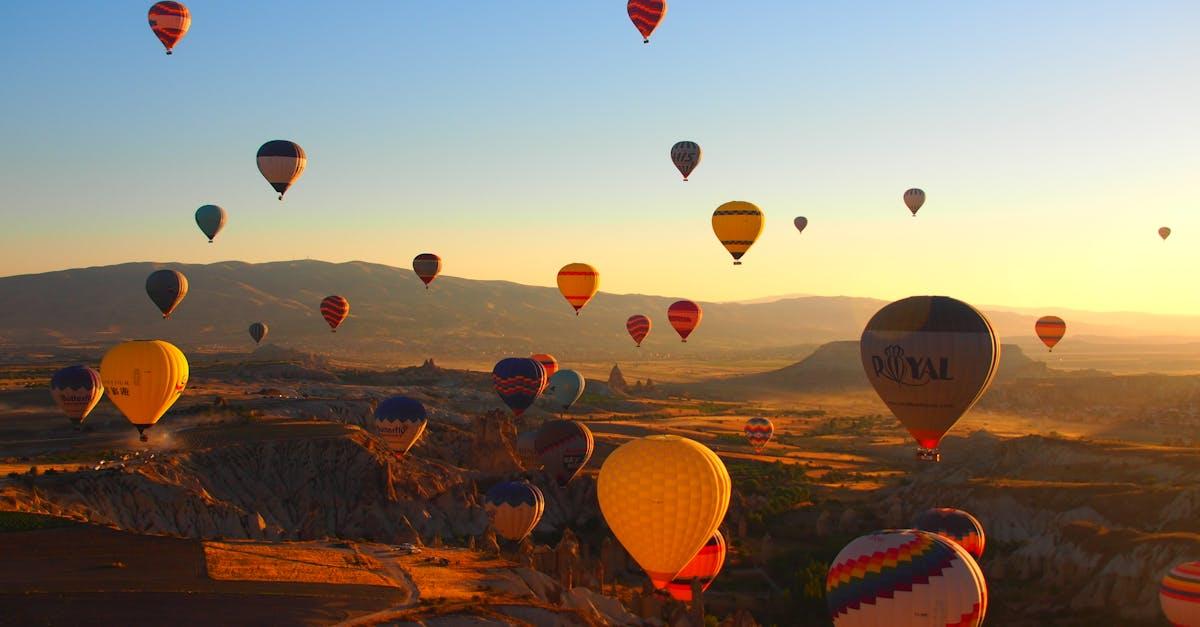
[544,369,585,416]
[194,205,227,243]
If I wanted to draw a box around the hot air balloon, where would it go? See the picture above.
[670,141,701,181]
[627,0,667,43]
[531,353,559,386]
[99,340,188,442]
[711,201,764,265]
[860,296,1000,461]
[148,1,190,55]
[904,188,925,216]
[557,263,600,315]
[320,295,349,332]
[1160,227,1172,241]
[375,396,427,457]
[1034,315,1066,352]
[668,300,702,342]
[516,430,542,469]
[534,419,594,486]
[913,507,985,560]
[248,322,268,345]
[146,269,188,319]
[49,365,104,427]
[598,435,731,589]
[626,314,651,347]
[194,205,226,243]
[743,417,773,453]
[257,140,306,200]
[666,531,726,602]
[413,253,442,289]
[493,357,546,417]
[827,530,987,626]
[484,481,545,541]
[1161,562,1200,626]
[544,369,585,415]
[794,216,808,233]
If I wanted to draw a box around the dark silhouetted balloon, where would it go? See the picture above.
[145,269,188,319]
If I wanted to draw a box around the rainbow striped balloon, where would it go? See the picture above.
[1161,562,1200,626]
[743,417,773,453]
[912,507,985,560]
[827,529,986,627]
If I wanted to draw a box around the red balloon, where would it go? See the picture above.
[320,295,349,332]
[627,0,667,43]
[668,300,702,342]
[148,2,190,55]
[626,315,651,347]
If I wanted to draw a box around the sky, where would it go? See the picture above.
[1,1,1198,314]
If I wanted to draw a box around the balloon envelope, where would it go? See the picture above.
[670,141,701,180]
[794,216,808,233]
[1161,562,1200,626]
[257,140,306,199]
[534,419,594,485]
[50,365,103,424]
[627,0,667,42]
[375,396,427,457]
[668,300,702,342]
[248,322,268,345]
[666,531,726,602]
[1160,227,1172,240]
[904,188,926,216]
[626,314,651,347]
[598,435,730,589]
[194,205,227,242]
[827,530,986,627]
[484,481,545,541]
[859,296,999,461]
[413,253,442,288]
[145,269,188,319]
[544,369,585,414]
[320,295,349,332]
[912,507,986,560]
[711,201,764,265]
[1034,315,1066,351]
[531,353,559,387]
[492,357,545,416]
[743,417,773,453]
[99,340,188,441]
[557,263,600,314]
[148,1,190,54]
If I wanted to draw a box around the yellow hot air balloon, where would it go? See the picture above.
[598,435,731,589]
[99,340,189,442]
[557,263,600,315]
[711,201,764,265]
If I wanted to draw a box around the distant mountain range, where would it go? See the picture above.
[2,259,1198,365]
[674,340,1051,399]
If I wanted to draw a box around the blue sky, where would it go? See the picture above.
[1,2,1198,312]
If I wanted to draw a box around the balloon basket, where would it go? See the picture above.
[916,447,940,462]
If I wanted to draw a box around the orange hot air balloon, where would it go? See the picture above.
[859,296,999,462]
[531,353,559,391]
[627,0,667,44]
[626,314,651,347]
[711,201,765,265]
[148,1,190,55]
[668,300,702,342]
[1034,316,1066,352]
[320,295,349,332]
[557,263,600,315]
[1159,227,1172,240]
[666,531,727,602]
[598,435,730,590]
